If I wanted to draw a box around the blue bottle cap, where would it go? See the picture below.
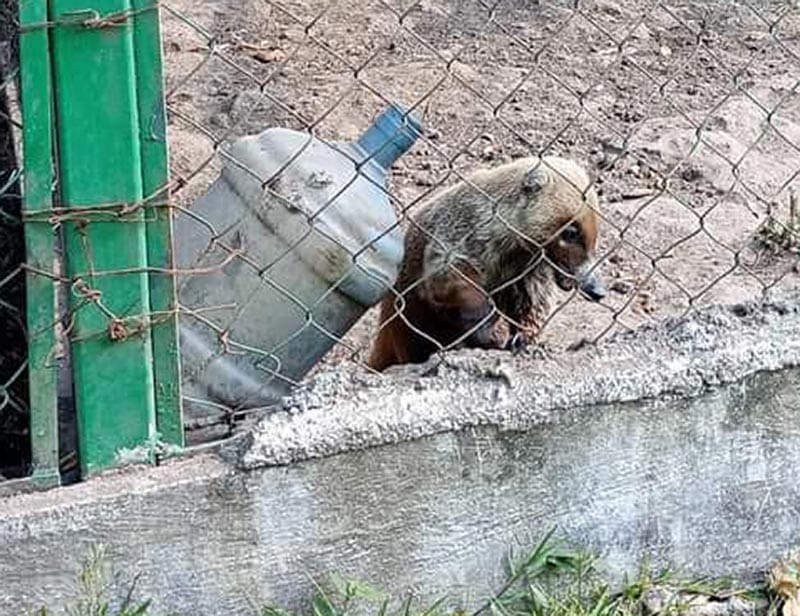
[356,103,423,170]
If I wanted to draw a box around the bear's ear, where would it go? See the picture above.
[522,165,549,194]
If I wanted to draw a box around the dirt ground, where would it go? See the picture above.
[162,0,800,372]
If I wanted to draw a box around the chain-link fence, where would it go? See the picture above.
[2,1,799,484]
[0,15,25,486]
[0,0,31,483]
[162,0,800,446]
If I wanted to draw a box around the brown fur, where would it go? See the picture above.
[369,156,602,371]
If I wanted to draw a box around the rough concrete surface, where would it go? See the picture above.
[2,295,800,615]
[241,292,800,468]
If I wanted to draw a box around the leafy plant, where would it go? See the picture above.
[34,531,781,616]
[34,545,161,616]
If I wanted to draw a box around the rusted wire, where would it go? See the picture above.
[18,3,161,34]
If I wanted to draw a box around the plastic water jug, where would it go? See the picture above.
[174,104,422,414]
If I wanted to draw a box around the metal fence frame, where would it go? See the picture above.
[14,0,182,485]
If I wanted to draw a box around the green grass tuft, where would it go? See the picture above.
[33,545,165,616]
[35,530,777,616]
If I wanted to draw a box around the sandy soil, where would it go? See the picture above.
[162,0,800,370]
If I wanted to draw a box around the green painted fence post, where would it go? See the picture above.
[19,0,60,488]
[133,0,183,448]
[45,0,181,475]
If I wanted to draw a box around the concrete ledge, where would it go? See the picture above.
[241,294,800,468]
[2,295,800,615]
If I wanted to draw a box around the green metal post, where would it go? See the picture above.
[47,0,176,475]
[19,0,60,488]
[132,0,183,447]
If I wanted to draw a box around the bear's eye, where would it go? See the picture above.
[561,223,582,243]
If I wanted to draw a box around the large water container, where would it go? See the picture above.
[174,104,422,413]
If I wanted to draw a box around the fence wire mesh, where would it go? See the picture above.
[0,0,30,481]
[5,0,800,467]
[161,0,800,445]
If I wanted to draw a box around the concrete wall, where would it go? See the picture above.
[2,295,800,615]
